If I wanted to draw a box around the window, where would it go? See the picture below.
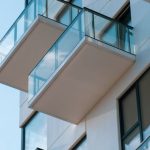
[23,113,47,150]
[72,136,87,150]
[119,68,150,150]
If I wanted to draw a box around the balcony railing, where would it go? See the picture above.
[0,0,81,64]
[28,7,134,100]
[137,136,150,150]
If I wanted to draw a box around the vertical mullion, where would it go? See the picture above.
[21,128,25,150]
[128,28,131,53]
[119,99,126,150]
[70,6,72,24]
[34,0,37,19]
[46,0,48,17]
[136,83,144,142]
[14,23,17,43]
[55,44,58,69]
[92,13,95,39]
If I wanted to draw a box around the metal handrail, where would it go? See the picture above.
[57,0,133,30]
[0,0,82,43]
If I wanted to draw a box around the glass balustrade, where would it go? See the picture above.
[28,7,134,100]
[84,8,134,53]
[28,10,84,99]
[0,0,81,64]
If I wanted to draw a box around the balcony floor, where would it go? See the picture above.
[0,15,66,91]
[29,37,135,124]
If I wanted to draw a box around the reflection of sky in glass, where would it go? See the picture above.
[144,125,150,140]
[25,113,47,150]
[125,132,140,150]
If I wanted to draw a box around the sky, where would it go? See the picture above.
[0,0,24,150]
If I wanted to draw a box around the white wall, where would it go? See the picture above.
[83,0,129,17]
[19,91,35,127]
[130,0,150,50]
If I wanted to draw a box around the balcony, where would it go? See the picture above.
[28,7,135,124]
[137,136,150,150]
[0,0,81,91]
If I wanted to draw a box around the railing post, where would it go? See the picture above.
[34,0,37,19]
[128,28,131,53]
[14,23,17,43]
[92,13,95,39]
[55,44,58,69]
[46,0,48,17]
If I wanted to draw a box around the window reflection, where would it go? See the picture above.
[24,113,47,150]
[124,128,140,150]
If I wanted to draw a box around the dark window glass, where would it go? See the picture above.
[119,68,150,150]
[121,88,138,134]
[139,69,150,139]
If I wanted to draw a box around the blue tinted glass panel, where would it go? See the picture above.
[24,113,47,150]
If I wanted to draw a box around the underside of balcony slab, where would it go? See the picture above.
[29,37,135,124]
[0,15,66,91]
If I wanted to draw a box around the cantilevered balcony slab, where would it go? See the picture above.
[0,16,65,91]
[28,37,135,124]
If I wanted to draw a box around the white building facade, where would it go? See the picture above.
[1,0,150,150]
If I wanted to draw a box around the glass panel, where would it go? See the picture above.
[124,128,141,150]
[117,24,130,52]
[137,136,150,150]
[0,28,15,56]
[29,47,56,97]
[72,7,79,21]
[25,113,47,150]
[16,15,25,41]
[72,0,82,7]
[57,14,83,66]
[93,14,118,47]
[25,0,35,29]
[56,5,80,26]
[121,88,138,134]
[29,11,84,99]
[36,0,46,16]
[84,9,134,53]
[59,6,71,25]
[0,0,82,66]
[139,70,150,140]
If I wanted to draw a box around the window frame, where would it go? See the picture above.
[21,112,43,150]
[118,67,150,150]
